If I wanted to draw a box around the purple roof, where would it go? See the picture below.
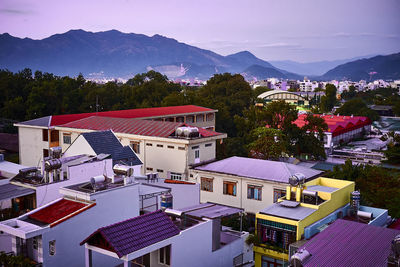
[195,156,322,183]
[299,219,400,267]
[80,210,180,258]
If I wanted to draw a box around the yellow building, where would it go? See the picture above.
[253,177,354,267]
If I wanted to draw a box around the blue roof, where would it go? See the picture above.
[82,130,142,166]
[80,210,180,258]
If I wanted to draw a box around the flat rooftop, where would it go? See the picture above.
[260,202,316,221]
[306,185,338,193]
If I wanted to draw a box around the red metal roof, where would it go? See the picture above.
[58,116,224,138]
[28,199,89,224]
[293,114,371,137]
[50,105,215,126]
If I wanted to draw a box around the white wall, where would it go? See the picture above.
[62,135,96,158]
[41,184,140,267]
[191,171,287,215]
[18,127,48,167]
[35,159,114,207]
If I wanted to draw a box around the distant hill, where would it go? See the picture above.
[320,53,400,81]
[0,30,287,80]
[270,55,377,76]
[241,64,302,80]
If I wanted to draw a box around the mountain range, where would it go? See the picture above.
[0,29,399,81]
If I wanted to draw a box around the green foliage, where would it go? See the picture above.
[320,84,337,112]
[335,98,379,121]
[247,127,287,160]
[328,159,400,217]
[341,85,357,100]
[384,132,400,164]
[0,251,35,267]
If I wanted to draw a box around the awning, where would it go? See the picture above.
[0,183,35,202]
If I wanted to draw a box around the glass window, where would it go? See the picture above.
[146,143,152,146]
[206,113,214,121]
[63,134,71,144]
[178,146,185,150]
[205,143,212,147]
[130,142,140,154]
[157,144,163,148]
[248,185,262,200]
[186,115,194,123]
[170,172,182,180]
[195,150,200,159]
[196,114,204,122]
[159,245,171,265]
[223,181,237,196]
[273,189,286,202]
[167,145,174,149]
[42,129,48,142]
[201,178,213,192]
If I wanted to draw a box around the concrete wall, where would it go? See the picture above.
[42,184,140,267]
[188,141,216,165]
[19,127,48,167]
[191,171,287,215]
[62,135,96,158]
[35,159,114,207]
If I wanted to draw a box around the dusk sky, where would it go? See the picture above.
[1,0,399,62]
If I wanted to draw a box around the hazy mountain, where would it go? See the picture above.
[270,55,377,76]
[241,64,302,80]
[320,53,400,81]
[0,30,286,80]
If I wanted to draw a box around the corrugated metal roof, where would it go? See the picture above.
[195,156,322,183]
[59,116,224,138]
[0,183,35,201]
[28,199,89,224]
[16,116,51,127]
[184,203,243,219]
[299,219,400,267]
[260,202,316,221]
[80,210,180,258]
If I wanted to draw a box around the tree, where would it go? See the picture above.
[384,131,400,164]
[320,84,337,112]
[335,98,379,121]
[247,127,287,160]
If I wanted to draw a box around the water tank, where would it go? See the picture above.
[289,173,306,186]
[161,192,173,210]
[44,159,62,171]
[90,175,105,185]
[351,191,361,214]
[176,127,187,137]
[50,146,62,158]
[113,164,133,177]
[357,210,372,220]
[302,190,317,198]
[290,249,311,267]
[183,127,199,138]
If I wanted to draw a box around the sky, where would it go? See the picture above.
[0,0,399,62]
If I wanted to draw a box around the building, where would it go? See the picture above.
[253,177,355,266]
[0,154,26,183]
[81,203,252,267]
[293,114,372,153]
[14,105,217,167]
[0,177,141,267]
[190,156,322,215]
[258,90,310,107]
[289,219,400,267]
[56,117,226,180]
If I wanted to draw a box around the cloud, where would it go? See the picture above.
[0,8,32,15]
[257,42,302,48]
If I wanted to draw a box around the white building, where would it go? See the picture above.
[189,156,322,215]
[81,203,252,267]
[14,105,218,167]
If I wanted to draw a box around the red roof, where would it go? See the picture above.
[28,199,89,224]
[293,114,371,137]
[58,116,224,138]
[50,105,215,126]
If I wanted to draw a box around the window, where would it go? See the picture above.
[191,146,199,150]
[146,167,153,171]
[205,143,212,147]
[194,150,200,159]
[157,144,164,148]
[159,245,171,266]
[248,185,262,200]
[196,114,204,122]
[49,240,56,256]
[206,113,214,121]
[186,115,194,123]
[273,188,286,202]
[33,237,38,250]
[176,116,184,122]
[223,181,237,196]
[167,145,174,149]
[42,129,48,141]
[178,146,185,150]
[146,143,153,146]
[43,149,49,158]
[170,172,182,180]
[157,169,164,173]
[130,142,140,154]
[201,178,213,192]
[63,134,71,144]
